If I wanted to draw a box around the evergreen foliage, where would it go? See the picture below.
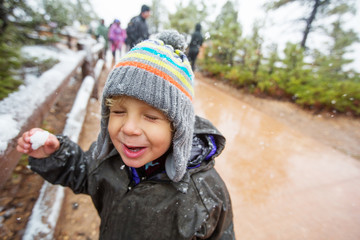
[205,1,242,66]
[0,0,97,100]
[200,0,360,116]
[0,35,22,100]
[264,0,357,49]
[167,0,209,34]
[148,0,165,34]
[41,0,97,27]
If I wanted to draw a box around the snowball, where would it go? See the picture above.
[30,131,50,150]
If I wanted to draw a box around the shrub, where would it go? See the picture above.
[21,56,60,77]
[0,40,22,100]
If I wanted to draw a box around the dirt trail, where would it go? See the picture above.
[194,77,360,239]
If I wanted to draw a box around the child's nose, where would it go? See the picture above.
[121,117,142,136]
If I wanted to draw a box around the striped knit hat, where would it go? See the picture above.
[93,30,195,182]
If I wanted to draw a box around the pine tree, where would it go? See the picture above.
[148,0,165,34]
[206,0,242,66]
[265,0,357,49]
[313,19,359,81]
[167,0,208,34]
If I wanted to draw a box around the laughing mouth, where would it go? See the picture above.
[122,144,147,159]
[124,144,145,152]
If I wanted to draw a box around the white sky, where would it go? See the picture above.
[89,0,266,33]
[90,0,360,70]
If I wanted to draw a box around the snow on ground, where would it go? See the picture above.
[0,114,19,152]
[0,45,87,154]
[21,45,75,62]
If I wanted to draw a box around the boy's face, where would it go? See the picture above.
[108,96,172,168]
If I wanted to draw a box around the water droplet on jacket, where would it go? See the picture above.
[72,202,79,210]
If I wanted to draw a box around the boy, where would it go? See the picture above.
[17,30,235,239]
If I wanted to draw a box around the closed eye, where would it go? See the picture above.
[111,110,126,115]
[144,114,159,121]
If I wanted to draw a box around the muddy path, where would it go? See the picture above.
[194,76,360,239]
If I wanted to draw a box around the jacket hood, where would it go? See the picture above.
[189,115,225,166]
[150,115,226,193]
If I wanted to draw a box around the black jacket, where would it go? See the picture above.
[189,24,203,54]
[29,116,235,239]
[126,15,150,48]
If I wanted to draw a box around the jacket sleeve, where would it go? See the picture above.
[219,222,235,240]
[28,135,93,194]
[192,168,236,240]
[206,185,236,240]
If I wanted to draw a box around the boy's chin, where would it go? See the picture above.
[121,157,147,168]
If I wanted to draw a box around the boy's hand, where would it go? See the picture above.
[16,128,60,159]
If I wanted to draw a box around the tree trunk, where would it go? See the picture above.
[253,48,262,78]
[301,0,322,49]
[0,0,8,34]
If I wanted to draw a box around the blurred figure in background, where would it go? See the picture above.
[187,23,203,71]
[95,19,109,55]
[108,19,126,62]
[125,4,151,50]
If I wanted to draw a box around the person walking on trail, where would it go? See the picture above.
[95,19,109,56]
[16,30,235,239]
[108,19,126,61]
[187,23,204,71]
[125,4,151,50]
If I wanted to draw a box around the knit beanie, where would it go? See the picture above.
[93,30,195,182]
[141,4,150,13]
